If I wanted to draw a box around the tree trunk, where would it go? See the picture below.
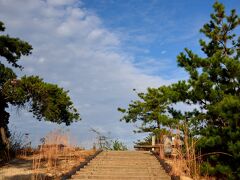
[183,121,191,176]
[0,127,10,149]
[184,126,190,160]
[0,95,11,161]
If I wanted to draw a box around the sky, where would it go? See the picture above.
[0,0,239,148]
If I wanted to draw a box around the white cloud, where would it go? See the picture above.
[47,0,77,6]
[0,0,173,148]
[38,57,45,64]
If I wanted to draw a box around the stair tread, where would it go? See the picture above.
[69,151,170,179]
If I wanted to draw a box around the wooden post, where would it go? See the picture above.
[152,135,155,151]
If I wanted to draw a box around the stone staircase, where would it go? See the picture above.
[70,151,171,180]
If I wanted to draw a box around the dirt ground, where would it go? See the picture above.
[0,149,95,180]
[0,158,33,180]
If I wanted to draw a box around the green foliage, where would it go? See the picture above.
[176,2,240,178]
[0,24,32,69]
[0,21,80,160]
[110,140,128,151]
[118,87,176,133]
[134,130,171,146]
[119,2,240,178]
[91,128,127,151]
[2,76,79,125]
[134,134,153,146]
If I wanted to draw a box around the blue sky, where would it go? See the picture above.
[0,0,239,148]
[82,0,240,78]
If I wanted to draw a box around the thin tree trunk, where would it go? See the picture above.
[183,121,191,176]
[1,127,10,149]
[0,96,11,161]
[184,124,190,160]
[0,126,10,161]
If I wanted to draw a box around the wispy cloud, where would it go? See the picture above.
[0,0,172,147]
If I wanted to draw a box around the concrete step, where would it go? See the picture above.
[102,151,151,153]
[94,154,155,157]
[88,161,160,165]
[69,151,170,180]
[95,153,153,156]
[97,153,153,156]
[92,155,154,159]
[80,167,164,173]
[71,179,170,180]
[71,178,170,180]
[71,174,171,180]
[76,170,166,176]
[93,156,156,161]
[78,169,165,173]
[85,165,162,170]
[80,166,163,172]
[97,154,153,157]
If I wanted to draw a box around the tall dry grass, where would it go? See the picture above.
[32,129,76,179]
[160,127,201,179]
[1,129,96,180]
[169,138,201,179]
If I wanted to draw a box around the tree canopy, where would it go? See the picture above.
[118,87,175,133]
[0,21,80,160]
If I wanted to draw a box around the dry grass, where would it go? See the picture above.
[166,139,201,179]
[157,126,219,180]
[159,128,202,179]
[1,129,96,180]
[31,129,95,179]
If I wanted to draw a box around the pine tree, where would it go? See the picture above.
[177,2,240,178]
[118,87,175,134]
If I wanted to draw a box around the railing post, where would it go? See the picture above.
[152,135,155,151]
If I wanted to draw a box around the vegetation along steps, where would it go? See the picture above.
[69,151,170,180]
